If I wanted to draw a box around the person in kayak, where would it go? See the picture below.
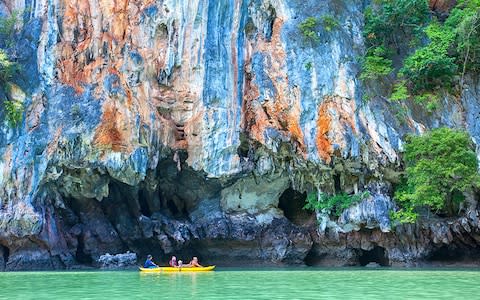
[143,255,159,268]
[189,257,203,268]
[169,256,178,267]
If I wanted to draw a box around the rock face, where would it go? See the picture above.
[0,0,479,270]
[97,252,137,269]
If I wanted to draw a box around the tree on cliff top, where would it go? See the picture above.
[394,128,480,221]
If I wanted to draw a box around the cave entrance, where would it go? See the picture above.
[1,245,9,267]
[75,235,92,265]
[304,246,326,266]
[278,188,315,226]
[426,245,480,262]
[359,246,389,266]
[138,189,153,218]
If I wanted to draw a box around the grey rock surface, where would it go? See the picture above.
[98,252,138,269]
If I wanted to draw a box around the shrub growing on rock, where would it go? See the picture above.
[401,22,457,93]
[363,0,430,50]
[361,0,480,111]
[360,46,393,80]
[299,17,319,42]
[393,128,480,222]
[304,191,370,217]
[0,49,16,83]
[321,15,339,32]
[0,13,22,127]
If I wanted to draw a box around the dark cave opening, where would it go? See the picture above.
[278,188,315,226]
[359,246,389,266]
[138,189,153,218]
[1,245,9,266]
[426,245,480,262]
[75,235,92,264]
[333,174,341,193]
[165,198,182,216]
[237,133,251,158]
[304,247,325,266]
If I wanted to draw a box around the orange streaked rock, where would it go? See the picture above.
[93,104,125,152]
[316,96,358,163]
[242,18,305,153]
[316,103,333,163]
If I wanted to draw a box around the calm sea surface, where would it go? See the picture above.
[0,268,478,299]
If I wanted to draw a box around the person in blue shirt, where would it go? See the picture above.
[143,255,159,268]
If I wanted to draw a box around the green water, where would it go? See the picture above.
[0,268,478,299]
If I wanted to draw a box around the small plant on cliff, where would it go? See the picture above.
[394,128,480,221]
[0,49,17,83]
[389,207,418,224]
[4,97,23,127]
[304,191,370,217]
[321,15,339,32]
[0,49,22,127]
[305,61,313,71]
[0,10,20,47]
[299,17,320,42]
[360,46,393,80]
[0,12,23,128]
[390,80,409,102]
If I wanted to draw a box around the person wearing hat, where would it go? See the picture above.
[143,254,159,268]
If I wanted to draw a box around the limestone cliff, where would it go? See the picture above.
[0,0,479,270]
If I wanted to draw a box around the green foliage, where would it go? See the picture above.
[362,0,480,111]
[0,12,23,128]
[299,17,319,42]
[298,15,340,42]
[394,128,480,218]
[304,191,370,217]
[390,80,409,101]
[321,15,339,32]
[305,61,312,71]
[4,98,23,127]
[0,49,16,83]
[0,50,22,127]
[363,0,430,49]
[361,0,429,102]
[413,92,439,112]
[401,23,457,93]
[389,207,418,224]
[447,1,480,78]
[0,49,15,85]
[0,10,19,47]
[360,46,393,80]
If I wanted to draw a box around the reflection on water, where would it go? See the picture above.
[0,269,478,300]
[139,271,203,297]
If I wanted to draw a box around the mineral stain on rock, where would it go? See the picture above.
[0,0,479,270]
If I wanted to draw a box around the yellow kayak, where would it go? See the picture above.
[139,266,215,272]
